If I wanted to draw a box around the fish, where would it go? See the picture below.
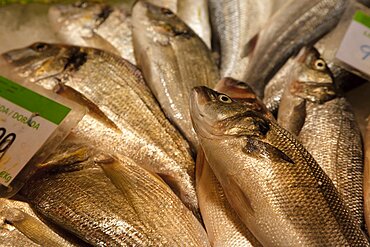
[190,86,369,246]
[132,1,219,149]
[1,43,198,216]
[20,142,210,246]
[48,2,136,65]
[208,0,281,78]
[144,0,211,48]
[242,0,348,98]
[197,77,264,247]
[364,117,370,236]
[263,57,296,115]
[0,198,84,247]
[278,47,365,228]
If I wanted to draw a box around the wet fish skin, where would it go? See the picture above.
[190,86,369,246]
[48,2,136,64]
[208,0,277,78]
[0,198,84,247]
[197,77,264,247]
[132,1,219,149]
[145,0,211,48]
[21,145,209,246]
[1,43,198,216]
[243,0,348,98]
[278,47,365,228]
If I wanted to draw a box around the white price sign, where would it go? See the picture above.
[0,76,71,186]
[336,11,370,76]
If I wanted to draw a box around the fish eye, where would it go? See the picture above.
[218,94,233,103]
[31,43,49,52]
[313,59,326,71]
[161,8,174,16]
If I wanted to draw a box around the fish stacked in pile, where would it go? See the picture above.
[0,0,369,246]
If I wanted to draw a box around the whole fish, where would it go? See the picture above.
[364,118,370,236]
[132,1,219,149]
[48,2,136,64]
[144,0,211,48]
[208,0,282,78]
[1,43,198,216]
[0,198,84,247]
[242,0,348,98]
[190,86,369,246]
[197,77,264,247]
[278,47,365,228]
[21,142,209,246]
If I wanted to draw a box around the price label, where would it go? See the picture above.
[336,11,370,76]
[0,76,71,186]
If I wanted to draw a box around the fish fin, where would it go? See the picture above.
[54,83,122,133]
[243,138,295,164]
[195,148,206,185]
[241,34,259,58]
[223,175,255,217]
[86,31,121,56]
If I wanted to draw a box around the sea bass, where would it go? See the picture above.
[132,1,219,149]
[197,77,264,247]
[144,0,211,48]
[278,47,365,228]
[1,43,198,216]
[48,2,136,64]
[21,142,209,246]
[242,0,348,98]
[208,0,283,78]
[190,86,368,246]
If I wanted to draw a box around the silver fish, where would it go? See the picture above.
[48,2,136,64]
[132,1,219,149]
[364,117,370,236]
[208,0,279,78]
[190,86,368,246]
[21,142,209,246]
[242,0,348,98]
[1,43,198,216]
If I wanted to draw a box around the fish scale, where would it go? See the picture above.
[190,86,369,246]
[1,43,198,216]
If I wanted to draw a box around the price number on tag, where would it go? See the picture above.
[0,128,16,160]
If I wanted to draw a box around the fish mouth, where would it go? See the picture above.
[190,87,222,139]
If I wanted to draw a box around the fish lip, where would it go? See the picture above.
[190,87,214,139]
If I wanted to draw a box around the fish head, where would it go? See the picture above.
[1,42,87,83]
[291,47,336,103]
[48,2,113,39]
[135,1,193,42]
[190,86,271,139]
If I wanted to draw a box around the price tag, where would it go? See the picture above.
[336,11,370,76]
[0,76,71,186]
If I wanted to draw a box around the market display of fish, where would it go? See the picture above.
[278,47,365,228]
[0,1,369,246]
[48,2,136,65]
[1,43,198,216]
[242,0,348,98]
[145,0,211,48]
[20,141,209,246]
[190,86,369,246]
[208,0,284,78]
[132,1,219,149]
